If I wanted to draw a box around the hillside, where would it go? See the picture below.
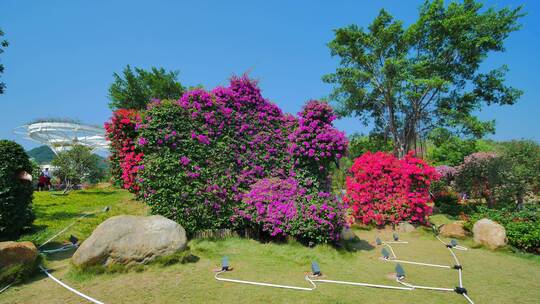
[26,145,55,164]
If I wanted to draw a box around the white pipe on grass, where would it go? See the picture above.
[39,213,92,248]
[214,271,316,291]
[308,277,413,291]
[39,266,105,304]
[0,283,12,294]
[384,258,451,269]
[396,278,454,292]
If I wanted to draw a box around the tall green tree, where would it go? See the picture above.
[108,65,185,110]
[51,145,104,189]
[323,0,523,157]
[0,28,8,94]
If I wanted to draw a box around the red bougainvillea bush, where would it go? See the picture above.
[104,109,143,193]
[344,151,439,225]
[133,76,348,242]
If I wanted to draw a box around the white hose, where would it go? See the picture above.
[383,243,397,259]
[396,278,454,292]
[463,293,475,304]
[214,271,315,291]
[0,283,12,294]
[39,213,91,248]
[39,266,105,304]
[383,241,409,244]
[41,244,78,254]
[384,259,451,269]
[309,277,413,291]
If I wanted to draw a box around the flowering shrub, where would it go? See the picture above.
[133,76,348,242]
[454,152,507,208]
[237,177,347,243]
[104,109,143,192]
[288,100,347,184]
[344,152,439,225]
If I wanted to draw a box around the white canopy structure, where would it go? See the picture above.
[14,119,109,155]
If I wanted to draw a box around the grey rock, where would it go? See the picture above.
[397,222,416,233]
[72,215,187,268]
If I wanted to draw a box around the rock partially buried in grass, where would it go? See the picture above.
[397,222,415,233]
[340,228,356,241]
[0,241,38,269]
[440,221,467,238]
[72,215,187,268]
[473,218,507,249]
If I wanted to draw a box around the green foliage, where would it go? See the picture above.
[0,140,34,240]
[348,133,393,159]
[108,65,185,110]
[465,205,540,252]
[0,28,8,94]
[26,145,56,165]
[323,0,523,156]
[427,128,479,166]
[497,140,540,204]
[51,145,105,186]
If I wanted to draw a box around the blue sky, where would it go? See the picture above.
[1,0,538,150]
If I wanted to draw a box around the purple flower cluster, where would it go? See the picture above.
[289,100,348,171]
[435,165,457,181]
[238,177,348,242]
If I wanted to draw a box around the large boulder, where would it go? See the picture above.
[397,222,415,233]
[440,222,467,238]
[473,218,507,249]
[0,241,38,269]
[72,215,187,268]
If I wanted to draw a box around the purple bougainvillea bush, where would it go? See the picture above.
[136,76,348,243]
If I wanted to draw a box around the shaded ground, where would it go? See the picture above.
[2,188,539,304]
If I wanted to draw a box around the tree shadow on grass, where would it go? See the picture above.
[340,237,375,252]
[77,190,117,196]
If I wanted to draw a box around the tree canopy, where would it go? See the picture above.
[108,65,185,110]
[323,0,523,157]
[0,28,8,94]
[51,145,104,186]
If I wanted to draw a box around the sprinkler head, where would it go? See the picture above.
[393,232,399,241]
[221,256,230,271]
[376,237,382,245]
[395,264,405,279]
[69,235,79,245]
[450,239,458,247]
[381,248,390,259]
[311,261,322,276]
[103,206,110,212]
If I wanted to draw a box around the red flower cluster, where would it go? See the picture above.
[104,109,143,193]
[344,151,439,225]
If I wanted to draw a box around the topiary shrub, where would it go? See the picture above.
[344,151,439,226]
[0,140,34,240]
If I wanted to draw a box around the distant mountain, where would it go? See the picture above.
[26,145,56,164]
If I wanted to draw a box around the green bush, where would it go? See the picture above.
[465,205,540,252]
[0,140,34,240]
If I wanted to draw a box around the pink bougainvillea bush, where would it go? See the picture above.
[104,109,143,193]
[135,76,348,241]
[344,151,439,225]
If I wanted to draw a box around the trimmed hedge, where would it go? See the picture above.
[0,140,34,240]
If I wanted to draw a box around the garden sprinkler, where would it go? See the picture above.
[395,264,405,279]
[311,261,322,276]
[221,256,230,271]
[381,248,391,260]
[376,237,382,245]
[393,232,399,241]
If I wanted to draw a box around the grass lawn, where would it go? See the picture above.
[2,186,539,304]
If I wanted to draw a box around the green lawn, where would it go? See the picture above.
[2,187,539,304]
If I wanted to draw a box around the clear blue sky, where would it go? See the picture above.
[1,0,538,150]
